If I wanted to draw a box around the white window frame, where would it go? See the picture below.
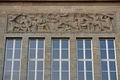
[100,39,118,80]
[51,39,70,80]
[77,39,94,80]
[27,39,45,80]
[3,39,22,80]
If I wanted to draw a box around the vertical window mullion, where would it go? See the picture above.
[60,40,61,80]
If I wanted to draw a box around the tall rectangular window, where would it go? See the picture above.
[28,39,44,80]
[4,39,22,80]
[100,39,117,80]
[51,39,70,80]
[77,39,93,80]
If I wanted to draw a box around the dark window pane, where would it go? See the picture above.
[109,61,116,71]
[38,40,44,48]
[13,61,20,70]
[29,61,35,70]
[5,61,12,70]
[78,50,83,59]
[86,72,92,80]
[78,61,84,70]
[52,40,59,48]
[62,40,68,48]
[29,71,35,80]
[29,40,36,48]
[38,50,43,59]
[13,72,19,80]
[4,72,11,80]
[100,50,107,59]
[110,72,117,80]
[37,61,43,70]
[6,50,13,59]
[7,39,13,48]
[102,72,108,80]
[108,50,115,59]
[53,50,59,59]
[29,49,36,59]
[86,61,92,71]
[37,72,43,80]
[14,50,21,59]
[62,72,69,80]
[52,72,59,80]
[15,39,21,48]
[62,61,68,70]
[101,61,107,71]
[52,61,59,70]
[78,72,84,80]
[85,50,91,59]
[85,40,91,49]
[100,40,106,49]
[62,50,68,59]
[77,40,83,49]
[108,40,114,49]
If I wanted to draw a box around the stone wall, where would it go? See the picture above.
[0,2,120,80]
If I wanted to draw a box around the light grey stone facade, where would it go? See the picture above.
[0,2,120,80]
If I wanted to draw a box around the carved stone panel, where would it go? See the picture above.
[7,13,115,32]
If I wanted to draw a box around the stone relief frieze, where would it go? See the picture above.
[7,13,115,32]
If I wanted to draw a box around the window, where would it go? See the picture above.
[3,39,22,80]
[100,39,117,80]
[28,39,44,80]
[51,39,70,80]
[77,39,93,80]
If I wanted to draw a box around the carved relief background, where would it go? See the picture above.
[7,13,114,32]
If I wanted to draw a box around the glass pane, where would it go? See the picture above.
[78,61,84,70]
[78,72,84,80]
[37,61,43,70]
[62,40,68,48]
[29,61,35,70]
[100,40,106,49]
[100,50,107,59]
[53,50,59,59]
[78,50,83,59]
[62,50,68,59]
[77,40,83,49]
[52,72,59,80]
[14,50,21,59]
[109,61,116,71]
[6,50,13,59]
[86,72,92,80]
[101,61,107,71]
[52,61,59,70]
[29,40,36,48]
[86,61,92,71]
[15,39,21,48]
[38,40,44,48]
[52,40,59,48]
[38,50,43,59]
[85,50,91,59]
[29,49,36,59]
[108,50,115,59]
[110,72,117,80]
[102,72,108,80]
[5,61,12,70]
[85,40,91,49]
[4,72,11,80]
[62,61,68,70]
[7,39,13,48]
[37,72,43,80]
[13,72,19,80]
[108,40,114,49]
[13,61,20,70]
[29,71,35,80]
[62,72,69,80]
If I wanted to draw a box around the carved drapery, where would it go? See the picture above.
[7,13,114,32]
